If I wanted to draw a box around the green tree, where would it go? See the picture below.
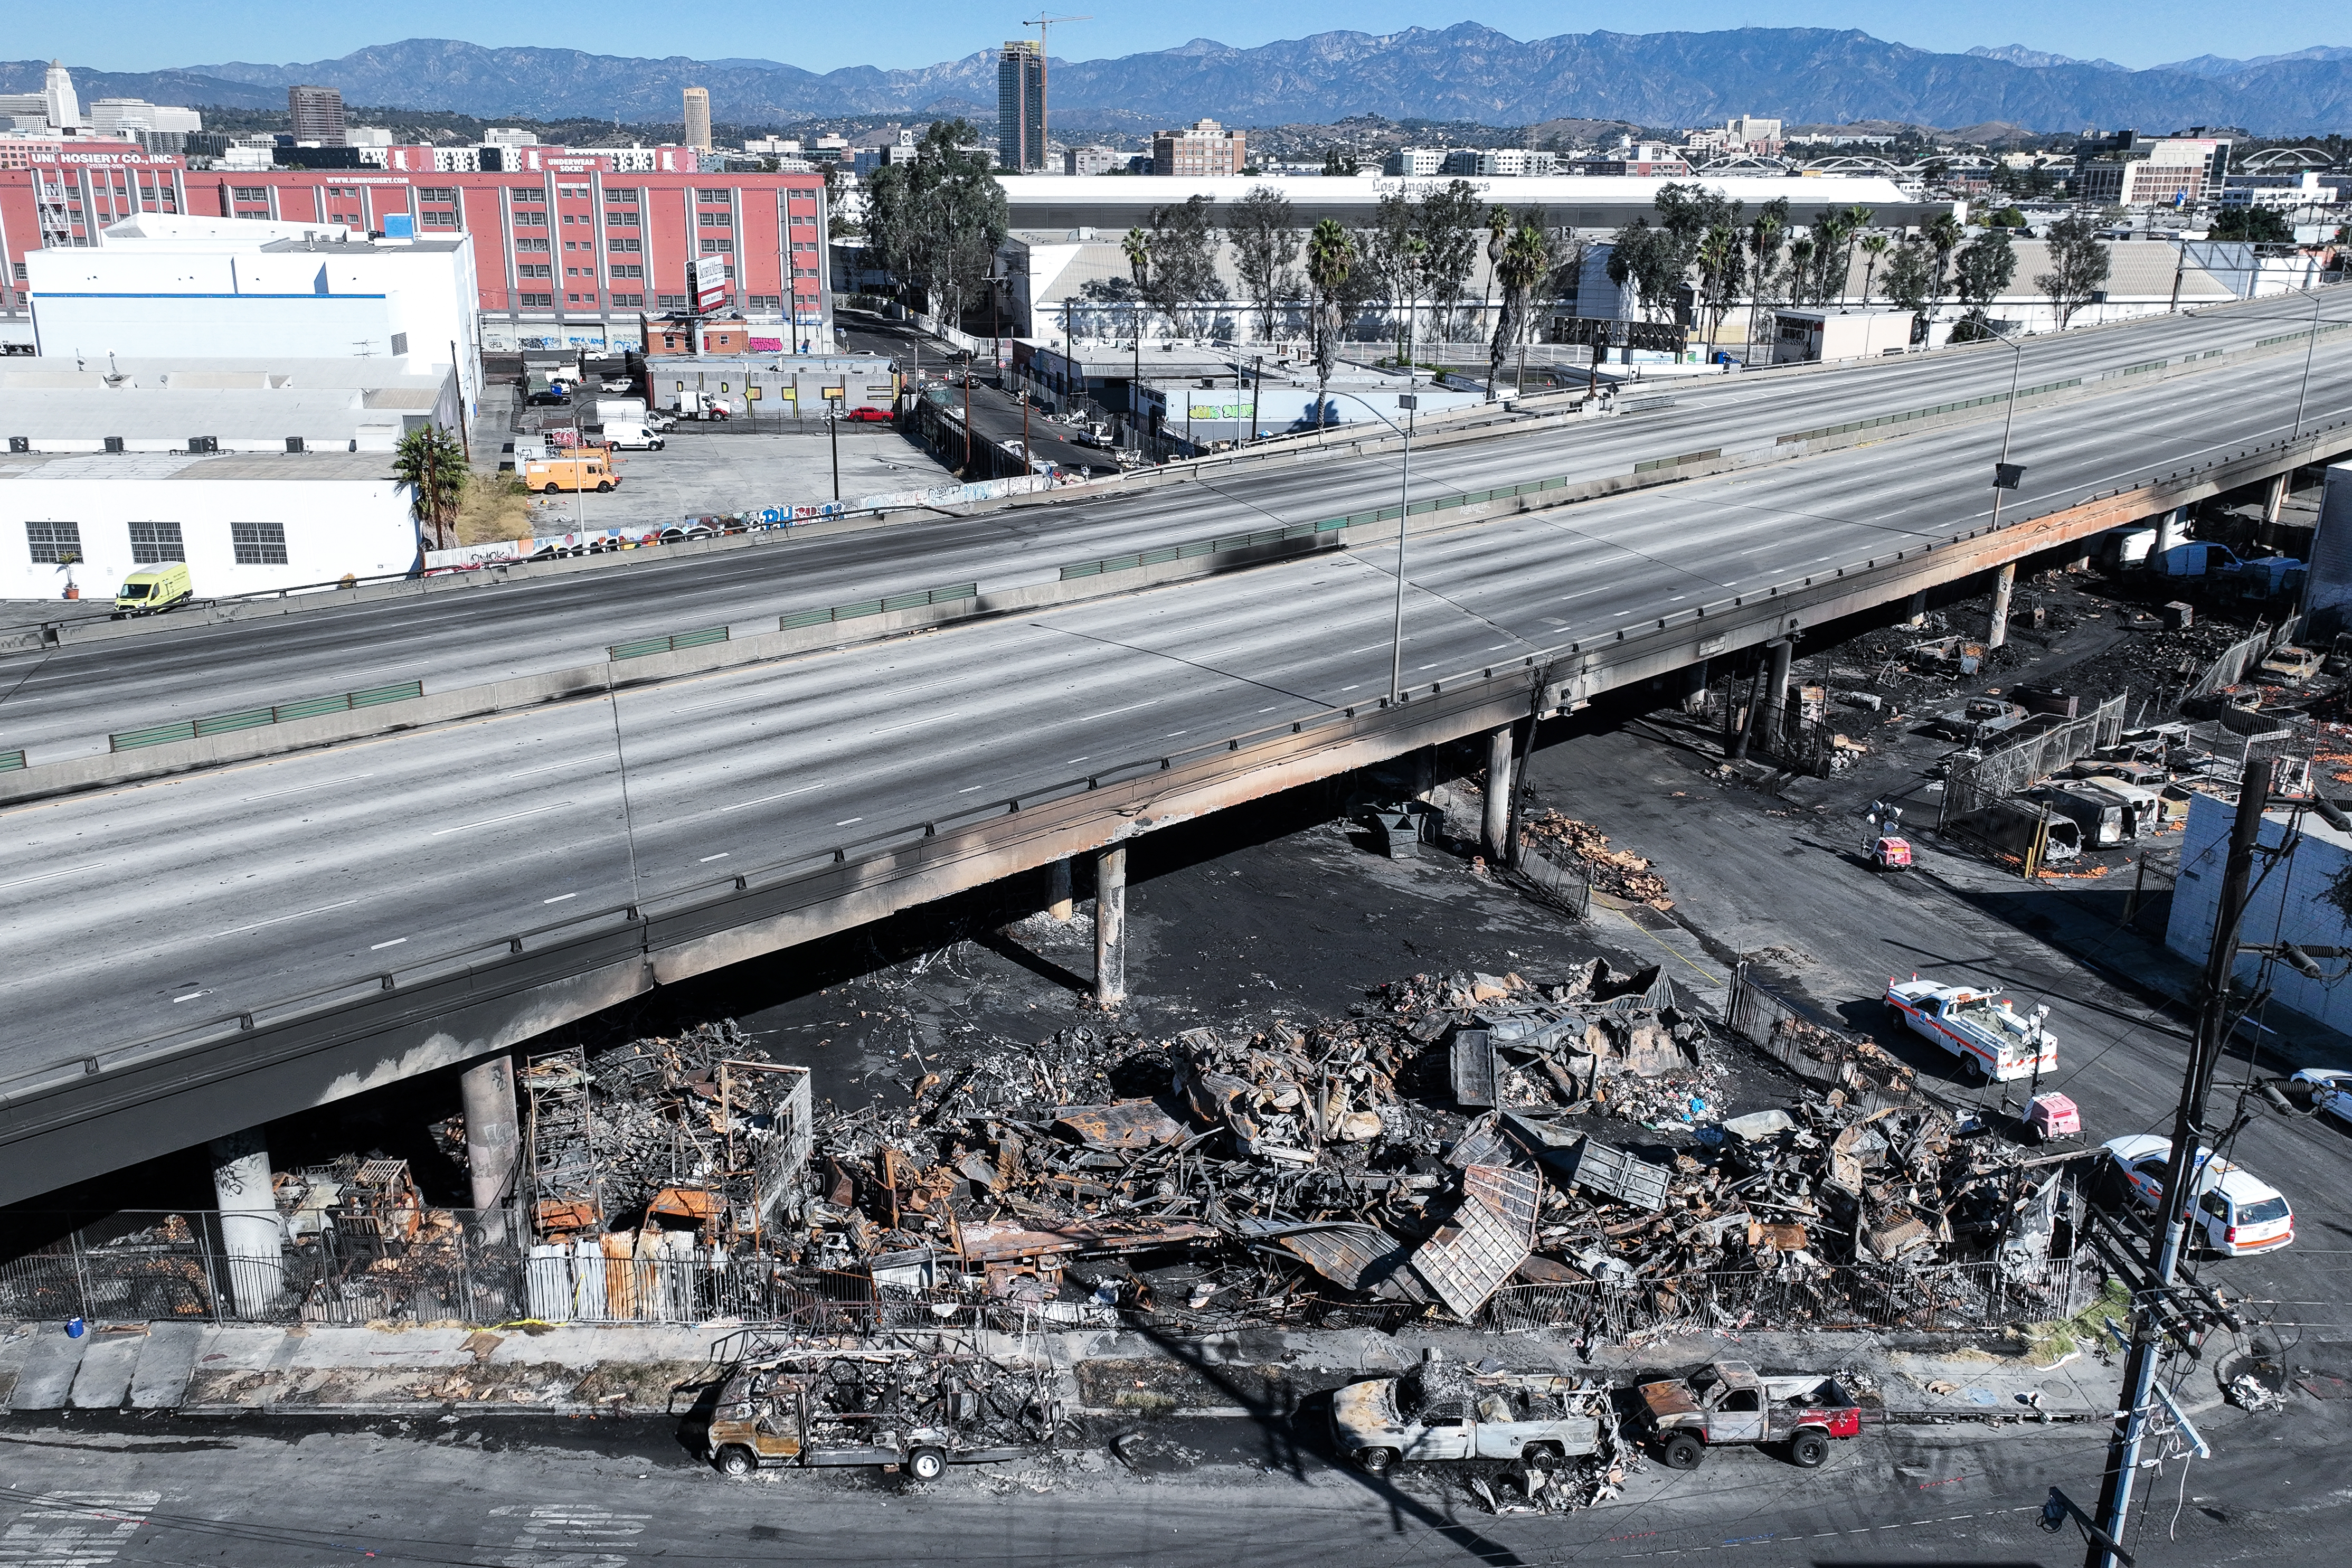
[1881,237,1935,342]
[1605,219,1680,322]
[1365,192,1422,360]
[1482,205,1512,349]
[1305,219,1355,428]
[1491,223,1552,398]
[1784,236,1817,305]
[2210,206,2293,243]
[861,119,1009,327]
[1227,186,1300,342]
[1950,228,2019,340]
[1146,195,1223,334]
[1414,180,1487,342]
[393,425,466,551]
[1745,200,1789,360]
[2034,210,2110,330]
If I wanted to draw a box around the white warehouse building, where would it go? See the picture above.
[23,213,484,424]
[2,449,419,604]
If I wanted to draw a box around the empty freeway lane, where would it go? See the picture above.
[3,290,2346,771]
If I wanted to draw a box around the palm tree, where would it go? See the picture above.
[1491,223,1551,399]
[1305,218,1355,431]
[393,426,467,551]
[1695,224,1738,351]
[1786,237,1816,306]
[1857,233,1890,305]
[1745,211,1785,362]
[1480,205,1510,380]
[1924,211,1963,333]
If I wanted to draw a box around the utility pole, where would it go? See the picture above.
[2086,754,2273,1567]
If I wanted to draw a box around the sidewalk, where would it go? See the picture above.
[0,1315,2122,1426]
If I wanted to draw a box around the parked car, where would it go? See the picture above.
[1329,1358,1609,1475]
[843,404,894,422]
[2290,1068,2352,1125]
[600,376,637,394]
[1633,1363,1861,1469]
[2100,1134,2294,1256]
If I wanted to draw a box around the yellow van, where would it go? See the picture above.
[115,562,193,617]
[524,455,621,495]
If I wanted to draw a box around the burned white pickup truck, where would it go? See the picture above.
[1330,1353,1611,1475]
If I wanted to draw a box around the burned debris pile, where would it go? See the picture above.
[1518,813,1674,908]
[710,967,2079,1336]
[522,1022,814,1250]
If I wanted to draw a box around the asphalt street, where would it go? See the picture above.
[0,1394,2344,1568]
[1524,718,2352,1394]
[3,291,2345,768]
[5,333,2350,1090]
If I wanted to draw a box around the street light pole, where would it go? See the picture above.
[1390,393,1417,703]
[1314,389,1418,704]
[2290,281,2324,445]
[1988,330,2026,535]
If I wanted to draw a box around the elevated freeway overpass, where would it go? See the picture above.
[3,291,2346,772]
[2,289,2349,1204]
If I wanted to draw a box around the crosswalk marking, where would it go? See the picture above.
[0,1492,159,1568]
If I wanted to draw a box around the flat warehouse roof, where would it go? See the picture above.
[0,450,398,482]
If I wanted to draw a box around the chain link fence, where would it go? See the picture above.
[1939,695,2130,826]
[1724,964,1929,1117]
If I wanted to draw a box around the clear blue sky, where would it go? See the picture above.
[16,2,2344,75]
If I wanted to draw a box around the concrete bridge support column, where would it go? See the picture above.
[1763,639,1793,749]
[460,1051,521,1240]
[1093,845,1127,1008]
[209,1129,282,1319]
[1905,590,1928,627]
[2155,507,2188,556]
[1988,561,2017,649]
[1482,724,1515,863]
[1045,857,1073,922]
[2261,473,2289,547]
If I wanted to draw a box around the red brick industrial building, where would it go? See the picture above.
[2,144,833,352]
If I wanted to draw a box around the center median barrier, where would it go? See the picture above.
[107,681,426,753]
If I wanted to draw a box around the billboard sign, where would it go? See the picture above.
[693,254,731,311]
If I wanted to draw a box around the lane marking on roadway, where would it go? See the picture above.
[430,801,577,836]
[370,938,407,950]
[0,863,105,893]
[498,1503,648,1568]
[543,893,578,904]
[504,758,603,780]
[242,773,372,802]
[210,899,361,939]
[698,853,730,862]
[835,817,863,827]
[173,989,211,1003]
[721,781,826,813]
[1080,700,1158,721]
[870,714,947,736]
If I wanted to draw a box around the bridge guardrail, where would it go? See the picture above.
[107,680,426,753]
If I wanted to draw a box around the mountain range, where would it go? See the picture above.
[3,25,2349,135]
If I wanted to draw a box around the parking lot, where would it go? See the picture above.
[514,423,955,536]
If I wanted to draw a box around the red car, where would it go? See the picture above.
[842,405,894,423]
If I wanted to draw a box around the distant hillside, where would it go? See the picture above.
[8,25,2352,135]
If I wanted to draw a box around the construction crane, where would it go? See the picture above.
[1024,13,1091,166]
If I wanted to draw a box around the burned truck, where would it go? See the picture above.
[1634,1361,1861,1469]
[1331,1352,1614,1475]
[694,1347,1059,1479]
